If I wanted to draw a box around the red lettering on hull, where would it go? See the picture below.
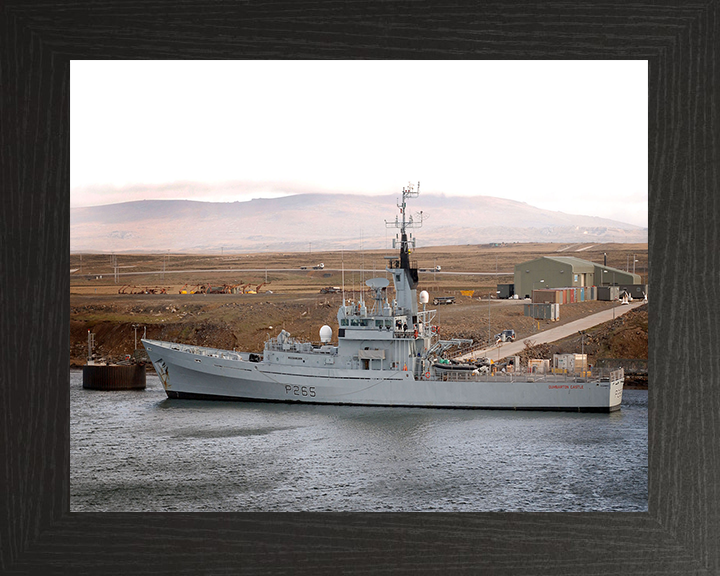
[548,384,584,390]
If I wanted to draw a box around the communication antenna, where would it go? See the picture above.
[385,182,423,272]
[385,181,423,250]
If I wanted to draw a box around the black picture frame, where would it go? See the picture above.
[2,2,717,574]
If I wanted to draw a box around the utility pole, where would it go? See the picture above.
[488,290,491,347]
[613,272,616,319]
[361,229,364,286]
[87,330,95,364]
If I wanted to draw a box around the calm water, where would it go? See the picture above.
[70,371,647,512]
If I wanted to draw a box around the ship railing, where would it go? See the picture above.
[429,367,623,384]
[416,309,437,325]
[394,330,417,339]
[446,341,486,359]
[387,258,418,270]
[264,340,338,354]
[169,342,242,361]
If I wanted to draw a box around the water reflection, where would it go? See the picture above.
[71,371,647,512]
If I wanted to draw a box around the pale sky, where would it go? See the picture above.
[71,60,648,227]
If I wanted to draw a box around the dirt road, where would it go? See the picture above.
[458,300,646,362]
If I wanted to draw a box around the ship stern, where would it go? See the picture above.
[609,368,624,411]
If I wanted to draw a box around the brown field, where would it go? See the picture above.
[70,241,648,296]
[70,242,648,371]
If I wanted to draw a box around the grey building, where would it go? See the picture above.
[496,283,515,299]
[514,256,641,299]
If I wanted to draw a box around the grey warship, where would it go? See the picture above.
[142,183,623,411]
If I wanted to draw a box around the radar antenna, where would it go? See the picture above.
[385,181,423,264]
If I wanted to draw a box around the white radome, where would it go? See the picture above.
[419,290,429,304]
[319,325,332,343]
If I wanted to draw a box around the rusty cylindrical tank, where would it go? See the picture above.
[82,364,146,390]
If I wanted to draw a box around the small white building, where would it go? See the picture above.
[553,353,588,373]
[528,359,550,374]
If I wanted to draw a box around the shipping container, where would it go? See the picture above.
[597,286,620,301]
[497,283,515,299]
[524,303,560,320]
[532,289,562,304]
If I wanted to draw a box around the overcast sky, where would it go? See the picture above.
[71,60,648,227]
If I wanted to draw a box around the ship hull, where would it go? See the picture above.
[143,339,623,412]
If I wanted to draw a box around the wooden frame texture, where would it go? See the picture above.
[1,2,718,574]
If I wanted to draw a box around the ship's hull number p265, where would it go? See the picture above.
[285,385,316,397]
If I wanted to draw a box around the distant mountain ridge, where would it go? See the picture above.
[70,194,647,253]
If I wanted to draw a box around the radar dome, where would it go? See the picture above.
[419,290,429,304]
[319,325,332,343]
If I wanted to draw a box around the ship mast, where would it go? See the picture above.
[386,181,423,270]
[385,182,423,317]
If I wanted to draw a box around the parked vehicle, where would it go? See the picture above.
[494,329,516,344]
[433,296,455,305]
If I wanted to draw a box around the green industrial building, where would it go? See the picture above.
[513,256,641,299]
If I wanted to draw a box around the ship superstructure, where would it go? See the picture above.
[143,183,623,411]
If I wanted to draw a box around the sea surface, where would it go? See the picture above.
[70,371,648,512]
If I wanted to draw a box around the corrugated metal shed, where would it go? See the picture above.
[514,256,597,299]
[514,256,642,299]
[538,256,596,272]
